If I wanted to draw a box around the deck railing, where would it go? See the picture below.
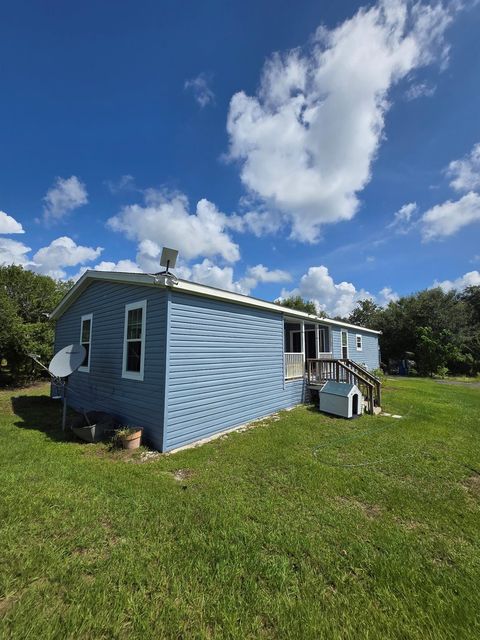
[284,352,304,379]
[307,358,381,414]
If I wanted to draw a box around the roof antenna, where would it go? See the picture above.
[154,247,179,285]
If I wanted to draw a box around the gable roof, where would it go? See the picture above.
[49,270,382,335]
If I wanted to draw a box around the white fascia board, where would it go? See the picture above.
[49,270,381,335]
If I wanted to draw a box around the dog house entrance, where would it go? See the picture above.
[352,393,359,415]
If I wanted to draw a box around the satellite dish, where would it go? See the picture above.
[160,247,178,270]
[49,344,86,378]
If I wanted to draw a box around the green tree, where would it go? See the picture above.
[415,326,450,376]
[275,295,321,316]
[0,266,73,385]
[348,299,382,329]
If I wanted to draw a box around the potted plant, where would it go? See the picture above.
[116,426,143,450]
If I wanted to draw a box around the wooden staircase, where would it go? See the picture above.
[306,358,381,415]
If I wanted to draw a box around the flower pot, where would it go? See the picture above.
[119,429,142,450]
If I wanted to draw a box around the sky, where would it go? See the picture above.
[1,0,480,317]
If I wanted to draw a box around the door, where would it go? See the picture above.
[341,330,348,359]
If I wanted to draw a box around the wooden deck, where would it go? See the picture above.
[306,358,381,415]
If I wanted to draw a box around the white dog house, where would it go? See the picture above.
[319,381,363,418]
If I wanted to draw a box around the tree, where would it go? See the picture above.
[415,327,450,376]
[0,266,73,385]
[348,299,381,329]
[275,295,321,316]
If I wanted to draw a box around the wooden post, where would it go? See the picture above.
[300,321,305,373]
[315,324,320,358]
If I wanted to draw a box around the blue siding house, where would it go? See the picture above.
[50,271,381,452]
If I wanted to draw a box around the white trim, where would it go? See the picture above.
[356,334,363,351]
[78,313,93,372]
[50,270,381,335]
[341,329,349,359]
[122,300,147,381]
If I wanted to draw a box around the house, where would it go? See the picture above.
[50,271,381,452]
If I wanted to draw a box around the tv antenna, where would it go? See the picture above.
[29,344,86,431]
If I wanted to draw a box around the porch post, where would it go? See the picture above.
[315,324,320,358]
[300,320,305,369]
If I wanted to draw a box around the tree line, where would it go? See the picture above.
[1,265,479,386]
[0,266,72,385]
[279,286,480,377]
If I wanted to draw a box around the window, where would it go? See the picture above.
[122,300,147,380]
[79,313,93,372]
[356,334,363,351]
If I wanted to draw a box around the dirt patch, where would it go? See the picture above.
[337,496,382,519]
[172,468,195,482]
[463,475,480,497]
[0,594,17,616]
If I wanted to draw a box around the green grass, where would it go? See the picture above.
[1,378,479,639]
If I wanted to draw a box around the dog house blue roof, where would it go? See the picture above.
[320,381,359,397]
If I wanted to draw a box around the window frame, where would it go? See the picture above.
[122,300,147,381]
[356,334,363,352]
[78,313,93,373]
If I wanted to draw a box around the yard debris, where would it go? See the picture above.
[138,450,161,463]
[172,468,195,482]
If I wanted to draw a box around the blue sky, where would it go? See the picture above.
[1,0,480,316]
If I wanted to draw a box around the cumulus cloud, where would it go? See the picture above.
[184,72,215,108]
[176,260,291,295]
[32,236,103,279]
[279,265,373,317]
[227,0,455,241]
[378,286,400,305]
[446,142,480,192]
[43,176,88,222]
[0,237,31,267]
[73,259,142,281]
[433,270,480,292]
[421,191,480,240]
[0,211,24,234]
[279,264,398,317]
[108,189,240,264]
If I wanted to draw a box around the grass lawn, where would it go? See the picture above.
[1,378,479,639]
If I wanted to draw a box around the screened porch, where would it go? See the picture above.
[284,320,332,380]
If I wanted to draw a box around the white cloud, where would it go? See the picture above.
[279,264,399,316]
[43,176,88,222]
[433,270,480,292]
[421,191,480,240]
[244,264,291,284]
[0,237,31,267]
[378,286,399,305]
[72,259,142,281]
[404,81,436,100]
[32,236,103,279]
[446,142,480,192]
[108,189,240,264]
[227,0,455,241]
[0,211,24,234]
[280,265,373,317]
[176,260,291,295]
[388,201,418,232]
[184,73,215,108]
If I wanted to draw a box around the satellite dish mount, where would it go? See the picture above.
[157,247,179,278]
[29,344,86,431]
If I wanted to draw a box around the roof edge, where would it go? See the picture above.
[49,270,382,335]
